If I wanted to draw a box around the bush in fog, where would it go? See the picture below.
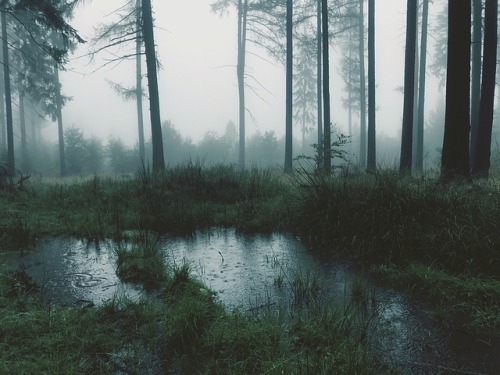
[246,131,282,167]
[106,137,138,174]
[65,127,88,175]
[162,121,197,165]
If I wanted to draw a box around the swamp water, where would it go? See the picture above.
[2,228,498,374]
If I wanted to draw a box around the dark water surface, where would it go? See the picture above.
[2,229,498,374]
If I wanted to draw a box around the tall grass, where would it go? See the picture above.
[293,170,500,277]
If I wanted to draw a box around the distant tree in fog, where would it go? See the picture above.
[64,126,86,175]
[90,0,146,162]
[212,0,249,169]
[106,137,136,174]
[1,1,83,176]
[366,0,375,173]
[284,0,293,173]
[247,131,281,166]
[293,39,316,152]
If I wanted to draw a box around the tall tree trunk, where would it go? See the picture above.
[440,0,471,181]
[19,90,28,171]
[284,0,293,173]
[0,36,4,153]
[415,0,429,172]
[358,0,367,168]
[136,0,145,162]
[469,0,482,166]
[322,0,331,173]
[399,0,417,174]
[142,0,165,171]
[29,100,37,153]
[471,0,498,178]
[316,0,323,169]
[237,0,247,169]
[412,7,419,169]
[366,0,376,173]
[54,66,66,177]
[2,11,14,175]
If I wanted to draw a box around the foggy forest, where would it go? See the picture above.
[1,0,499,374]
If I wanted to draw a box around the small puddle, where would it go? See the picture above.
[1,229,498,374]
[1,237,143,306]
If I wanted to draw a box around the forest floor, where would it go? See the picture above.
[1,163,499,374]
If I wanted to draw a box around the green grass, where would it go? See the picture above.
[0,163,292,241]
[0,262,383,374]
[2,164,500,372]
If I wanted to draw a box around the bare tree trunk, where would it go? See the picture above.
[142,0,165,171]
[0,37,4,152]
[284,0,293,173]
[19,90,28,171]
[358,0,367,168]
[322,0,331,173]
[400,0,417,175]
[440,0,471,182]
[237,0,247,169]
[316,0,323,169]
[366,0,376,173]
[2,11,14,175]
[469,0,482,167]
[54,65,66,177]
[136,0,145,162]
[471,0,498,178]
[415,0,429,172]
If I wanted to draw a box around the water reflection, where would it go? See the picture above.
[1,229,498,374]
[1,237,143,305]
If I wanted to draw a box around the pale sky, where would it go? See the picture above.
[49,0,443,147]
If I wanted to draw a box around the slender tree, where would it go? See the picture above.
[293,38,316,152]
[469,0,483,166]
[366,0,375,172]
[441,0,471,181]
[142,0,165,171]
[284,0,293,172]
[321,0,331,173]
[471,0,498,178]
[414,0,429,172]
[135,0,145,161]
[316,0,323,168]
[54,65,66,176]
[358,0,367,167]
[238,0,248,168]
[400,0,417,174]
[2,10,14,175]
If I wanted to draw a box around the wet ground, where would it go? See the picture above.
[1,228,498,374]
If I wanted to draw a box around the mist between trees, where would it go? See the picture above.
[1,1,500,180]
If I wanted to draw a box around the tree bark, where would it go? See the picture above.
[440,0,471,181]
[19,89,28,171]
[54,65,66,177]
[142,0,165,171]
[316,0,323,169]
[321,0,331,173]
[471,0,498,178]
[415,0,429,172]
[2,11,14,175]
[469,0,482,166]
[358,0,367,168]
[284,0,293,173]
[366,0,376,173]
[237,0,247,169]
[136,0,145,162]
[400,0,417,175]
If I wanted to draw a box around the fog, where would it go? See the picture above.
[47,1,442,150]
